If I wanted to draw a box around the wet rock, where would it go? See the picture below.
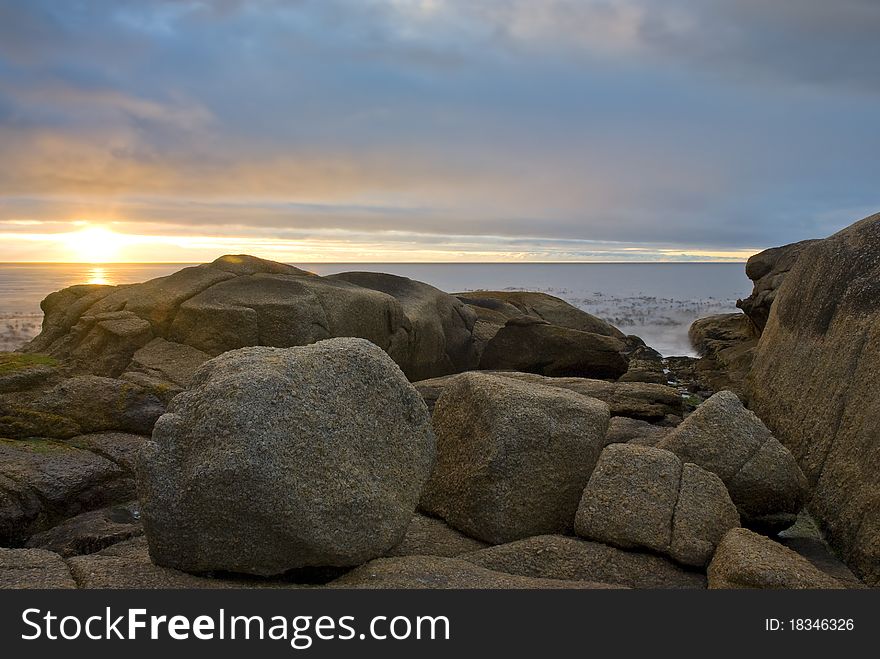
[25,501,142,557]
[420,372,609,544]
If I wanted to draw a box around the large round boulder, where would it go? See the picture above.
[420,372,610,544]
[137,338,436,576]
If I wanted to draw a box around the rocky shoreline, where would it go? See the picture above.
[2,213,879,589]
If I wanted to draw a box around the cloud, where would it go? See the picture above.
[0,0,878,260]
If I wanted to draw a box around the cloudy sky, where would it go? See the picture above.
[0,0,878,262]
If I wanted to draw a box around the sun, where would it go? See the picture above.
[65,227,127,263]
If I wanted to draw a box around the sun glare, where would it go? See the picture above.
[65,226,127,263]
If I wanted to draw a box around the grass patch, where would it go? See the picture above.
[0,353,58,375]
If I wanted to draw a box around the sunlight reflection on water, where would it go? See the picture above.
[87,266,111,285]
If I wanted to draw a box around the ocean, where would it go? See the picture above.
[0,262,750,357]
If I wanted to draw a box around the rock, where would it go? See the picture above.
[385,514,488,558]
[688,313,757,396]
[778,513,866,588]
[328,555,620,589]
[690,313,758,357]
[708,528,845,589]
[478,318,628,379]
[747,213,880,586]
[671,463,742,567]
[25,501,142,557]
[0,376,165,439]
[138,338,436,576]
[455,291,624,338]
[328,272,479,381]
[737,239,819,332]
[0,353,59,393]
[0,438,136,545]
[73,536,315,588]
[575,444,739,567]
[415,371,682,421]
[35,376,164,435]
[23,255,487,382]
[67,432,148,472]
[605,417,669,447]
[0,548,76,589]
[127,338,211,387]
[56,310,155,377]
[462,535,706,589]
[420,372,609,544]
[657,391,808,533]
[617,346,668,384]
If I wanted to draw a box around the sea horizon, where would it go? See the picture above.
[0,261,751,357]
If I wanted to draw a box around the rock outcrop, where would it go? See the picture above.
[420,372,609,544]
[708,528,844,589]
[21,255,480,383]
[137,338,436,576]
[0,438,137,545]
[328,272,479,381]
[747,213,880,585]
[575,444,740,567]
[736,239,819,332]
[658,391,807,533]
[478,317,628,379]
[688,313,757,396]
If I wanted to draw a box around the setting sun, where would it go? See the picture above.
[65,226,128,263]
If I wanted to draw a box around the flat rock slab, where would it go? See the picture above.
[708,528,845,589]
[25,501,143,557]
[462,535,706,589]
[329,555,622,589]
[415,371,682,421]
[0,548,76,589]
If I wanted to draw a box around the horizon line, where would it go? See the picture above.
[0,260,748,265]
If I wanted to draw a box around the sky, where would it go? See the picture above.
[0,0,878,262]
